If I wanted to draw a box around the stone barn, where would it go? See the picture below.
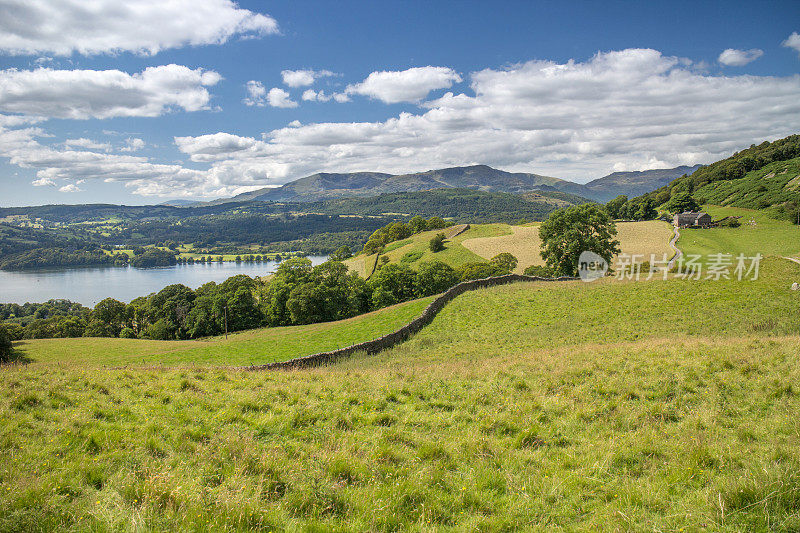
[674,211,712,228]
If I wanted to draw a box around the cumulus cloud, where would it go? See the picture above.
[0,65,221,119]
[243,83,297,108]
[0,0,278,56]
[242,80,267,106]
[266,87,298,108]
[783,32,800,56]
[120,137,146,152]
[58,183,82,193]
[3,48,800,197]
[718,48,764,66]
[281,69,336,88]
[345,66,463,104]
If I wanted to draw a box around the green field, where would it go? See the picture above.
[13,297,433,367]
[2,256,800,530]
[678,205,800,260]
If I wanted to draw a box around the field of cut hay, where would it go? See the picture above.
[615,221,675,260]
[461,225,543,272]
[462,221,674,272]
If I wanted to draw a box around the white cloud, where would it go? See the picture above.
[63,138,112,152]
[302,89,336,102]
[281,69,336,88]
[58,183,81,193]
[0,0,278,56]
[0,65,221,119]
[243,80,267,106]
[266,87,298,108]
[783,32,800,56]
[243,83,297,108]
[3,48,800,198]
[120,137,146,152]
[718,48,764,66]
[346,66,463,103]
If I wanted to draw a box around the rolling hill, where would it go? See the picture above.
[208,164,699,204]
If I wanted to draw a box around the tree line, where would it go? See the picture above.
[0,252,524,343]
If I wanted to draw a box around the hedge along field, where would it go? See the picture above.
[13,296,434,367]
[678,205,800,261]
[1,258,799,531]
[461,221,674,273]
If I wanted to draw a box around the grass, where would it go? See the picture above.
[679,205,800,260]
[2,258,799,530]
[13,296,434,367]
[344,224,512,276]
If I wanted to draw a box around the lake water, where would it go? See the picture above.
[0,256,328,306]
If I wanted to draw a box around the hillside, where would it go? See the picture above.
[695,157,800,212]
[308,188,589,222]
[635,134,800,217]
[209,164,698,204]
[3,257,799,530]
[344,221,674,276]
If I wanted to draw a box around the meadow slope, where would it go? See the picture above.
[2,258,799,530]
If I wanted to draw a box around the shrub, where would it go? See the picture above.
[523,265,555,277]
[0,324,13,363]
[490,253,518,274]
[429,233,446,253]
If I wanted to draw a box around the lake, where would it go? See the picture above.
[0,256,328,306]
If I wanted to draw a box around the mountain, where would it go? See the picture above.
[582,165,703,203]
[209,164,698,205]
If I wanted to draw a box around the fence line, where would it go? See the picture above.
[240,273,578,371]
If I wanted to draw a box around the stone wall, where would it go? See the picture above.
[241,273,578,371]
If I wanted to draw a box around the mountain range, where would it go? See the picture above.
[195,164,702,206]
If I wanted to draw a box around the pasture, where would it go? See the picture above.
[2,258,799,530]
[678,206,800,260]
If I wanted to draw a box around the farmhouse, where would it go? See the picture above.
[674,211,712,228]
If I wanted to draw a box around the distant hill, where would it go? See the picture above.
[158,199,198,207]
[582,165,702,202]
[307,188,590,223]
[208,164,696,205]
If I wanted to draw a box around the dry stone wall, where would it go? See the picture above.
[241,273,578,371]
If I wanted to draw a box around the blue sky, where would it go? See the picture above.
[0,0,798,206]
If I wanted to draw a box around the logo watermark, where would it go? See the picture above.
[577,251,762,282]
[578,251,608,282]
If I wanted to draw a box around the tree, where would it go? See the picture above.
[92,298,128,336]
[0,324,13,363]
[331,245,353,261]
[605,195,628,219]
[490,253,518,274]
[632,198,657,220]
[369,264,418,308]
[429,233,446,252]
[665,191,700,214]
[416,261,459,297]
[539,203,621,277]
[456,262,498,281]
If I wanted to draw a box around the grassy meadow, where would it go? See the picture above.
[2,257,800,530]
[13,297,433,368]
[679,206,800,261]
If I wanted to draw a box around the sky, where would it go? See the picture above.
[0,0,799,207]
